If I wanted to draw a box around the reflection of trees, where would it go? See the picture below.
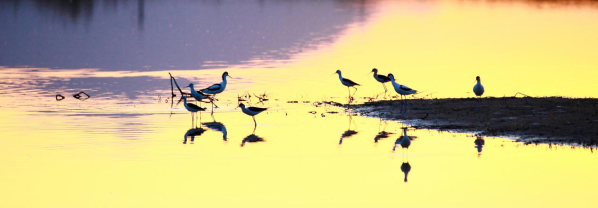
[32,0,95,23]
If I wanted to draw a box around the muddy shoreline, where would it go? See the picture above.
[352,97,598,145]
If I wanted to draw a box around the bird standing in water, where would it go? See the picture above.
[187,83,212,104]
[182,96,207,127]
[370,68,391,95]
[335,70,360,102]
[238,103,268,129]
[388,73,417,100]
[201,72,232,104]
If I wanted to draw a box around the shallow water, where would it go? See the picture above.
[1,0,598,207]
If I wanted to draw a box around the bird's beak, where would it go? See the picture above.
[184,85,190,88]
[228,75,234,79]
[367,71,373,75]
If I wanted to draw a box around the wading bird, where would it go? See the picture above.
[183,96,207,127]
[370,68,391,94]
[187,83,212,104]
[238,103,268,128]
[388,73,417,100]
[201,72,232,102]
[473,76,485,97]
[335,70,360,102]
[393,128,413,151]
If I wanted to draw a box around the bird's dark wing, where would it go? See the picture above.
[342,78,360,86]
[247,107,268,112]
[203,84,222,91]
[399,85,413,91]
[377,75,391,82]
[187,103,206,111]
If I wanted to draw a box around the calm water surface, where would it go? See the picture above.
[1,0,598,207]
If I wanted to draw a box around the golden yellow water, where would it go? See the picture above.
[2,0,598,207]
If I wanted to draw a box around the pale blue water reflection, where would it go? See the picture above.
[0,0,374,71]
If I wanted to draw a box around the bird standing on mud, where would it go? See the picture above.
[370,68,391,94]
[388,73,417,100]
[238,103,268,128]
[335,69,360,102]
[473,76,485,97]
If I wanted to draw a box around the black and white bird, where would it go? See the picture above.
[473,76,485,97]
[201,72,232,99]
[335,69,360,101]
[182,96,207,126]
[370,68,391,94]
[388,73,417,100]
[399,128,411,149]
[238,103,268,127]
[187,83,211,103]
[393,128,413,151]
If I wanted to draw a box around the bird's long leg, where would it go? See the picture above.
[191,112,194,128]
[352,87,358,97]
[253,116,257,130]
[347,87,351,103]
[382,83,387,98]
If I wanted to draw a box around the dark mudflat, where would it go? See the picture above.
[353,97,598,145]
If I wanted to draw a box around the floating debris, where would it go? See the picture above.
[72,92,90,100]
[323,101,343,107]
[308,111,317,114]
[55,94,65,101]
[287,101,299,103]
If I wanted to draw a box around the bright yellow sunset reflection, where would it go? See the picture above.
[2,0,598,208]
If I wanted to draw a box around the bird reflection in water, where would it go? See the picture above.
[183,128,206,144]
[475,136,485,158]
[339,115,358,145]
[374,118,393,143]
[203,122,228,142]
[241,134,265,147]
[401,161,411,183]
[393,127,416,152]
[395,127,414,183]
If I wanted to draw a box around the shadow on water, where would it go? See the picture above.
[339,115,358,145]
[184,127,206,144]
